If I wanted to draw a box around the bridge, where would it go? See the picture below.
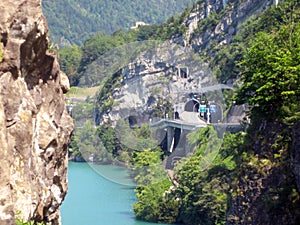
[150,112,207,131]
[150,110,243,169]
[151,111,242,146]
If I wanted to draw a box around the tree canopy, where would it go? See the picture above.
[42,0,194,45]
[236,22,300,120]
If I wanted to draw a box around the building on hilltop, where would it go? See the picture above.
[130,21,148,29]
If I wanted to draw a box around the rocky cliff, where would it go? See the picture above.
[0,1,73,224]
[182,0,282,52]
[98,42,217,126]
[97,0,281,126]
[227,121,300,225]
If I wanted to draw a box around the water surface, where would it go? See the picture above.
[61,162,177,225]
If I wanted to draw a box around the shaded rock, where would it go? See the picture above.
[227,121,300,225]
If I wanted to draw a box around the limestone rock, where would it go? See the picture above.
[59,71,70,93]
[181,0,283,52]
[0,1,73,224]
[97,42,215,126]
[97,0,282,128]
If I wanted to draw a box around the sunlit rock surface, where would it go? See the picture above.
[0,1,73,224]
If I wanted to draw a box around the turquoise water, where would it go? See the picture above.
[61,162,177,225]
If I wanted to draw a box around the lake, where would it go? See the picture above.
[61,162,178,225]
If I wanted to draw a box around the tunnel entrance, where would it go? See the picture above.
[128,116,138,128]
[184,100,199,112]
[174,111,180,119]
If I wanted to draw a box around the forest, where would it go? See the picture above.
[58,5,191,86]
[42,0,194,45]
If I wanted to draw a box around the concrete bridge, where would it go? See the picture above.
[150,113,207,131]
[152,109,241,139]
[150,110,244,169]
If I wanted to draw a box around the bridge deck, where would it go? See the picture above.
[150,111,242,131]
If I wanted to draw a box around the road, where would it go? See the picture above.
[179,111,207,125]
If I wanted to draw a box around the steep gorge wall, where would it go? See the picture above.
[227,121,300,225]
[0,1,73,224]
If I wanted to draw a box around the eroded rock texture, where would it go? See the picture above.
[226,120,300,225]
[0,1,73,224]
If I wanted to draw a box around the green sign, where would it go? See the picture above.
[199,104,207,113]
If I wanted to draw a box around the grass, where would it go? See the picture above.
[66,86,101,98]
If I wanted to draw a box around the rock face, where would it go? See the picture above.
[0,1,73,224]
[98,0,281,126]
[100,43,216,126]
[227,121,300,225]
[181,0,283,51]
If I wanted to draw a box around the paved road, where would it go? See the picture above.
[150,112,207,130]
[179,111,206,125]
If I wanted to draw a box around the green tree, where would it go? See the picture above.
[236,23,300,120]
[58,45,82,86]
[132,148,178,224]
[172,128,245,225]
[42,0,195,45]
[131,149,164,184]
[133,178,178,223]
[73,120,113,163]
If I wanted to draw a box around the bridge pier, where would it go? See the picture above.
[167,127,175,152]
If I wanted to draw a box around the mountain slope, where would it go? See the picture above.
[42,0,194,45]
[90,0,300,224]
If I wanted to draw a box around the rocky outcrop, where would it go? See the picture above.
[0,1,73,224]
[98,42,221,126]
[182,0,283,51]
[227,121,300,225]
[291,121,300,192]
[98,0,282,127]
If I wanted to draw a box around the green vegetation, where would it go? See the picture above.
[66,86,100,98]
[42,0,194,45]
[129,128,178,223]
[58,5,193,86]
[15,216,45,225]
[63,0,300,224]
[132,1,300,224]
[236,23,300,120]
[58,30,137,86]
[132,126,245,225]
[210,0,300,84]
[133,175,178,223]
[58,45,82,85]
[71,120,114,163]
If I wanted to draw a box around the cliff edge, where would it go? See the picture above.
[0,0,73,224]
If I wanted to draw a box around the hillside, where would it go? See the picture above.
[62,0,300,224]
[42,0,194,45]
